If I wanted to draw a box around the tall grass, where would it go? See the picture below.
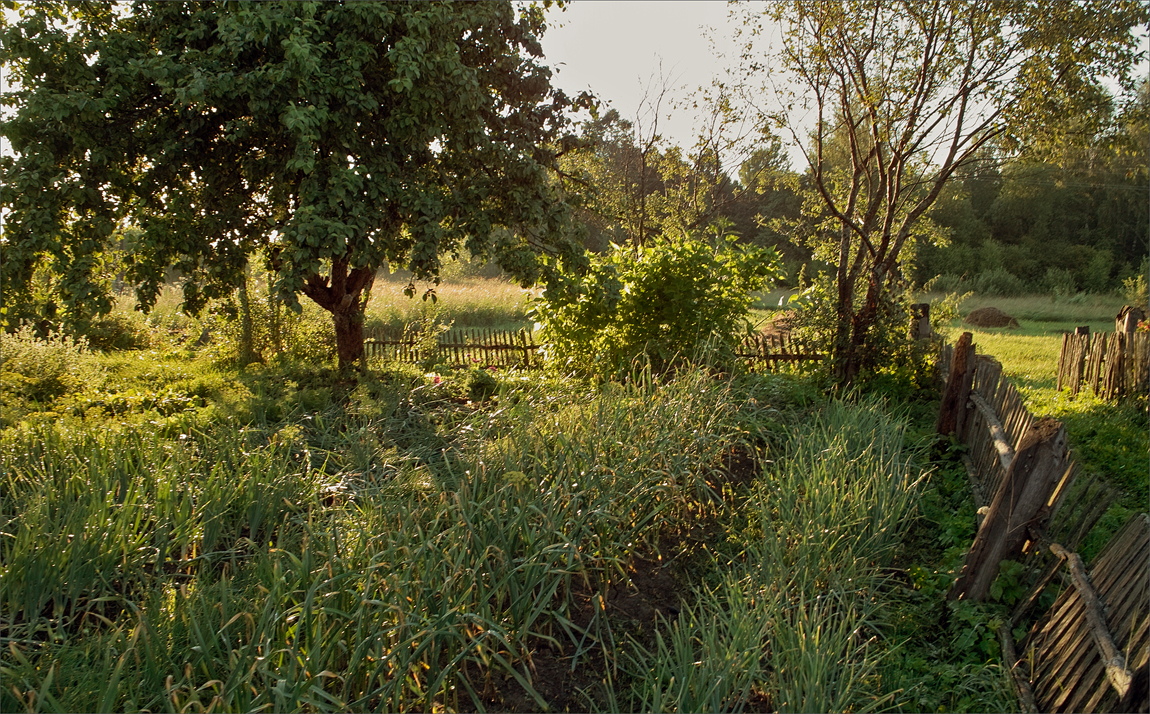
[368,276,536,331]
[1,365,755,712]
[619,399,925,713]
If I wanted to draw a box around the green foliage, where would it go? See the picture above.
[205,273,337,367]
[1,2,590,366]
[1121,263,1148,308]
[533,230,782,376]
[972,266,1029,297]
[791,274,944,393]
[0,324,98,407]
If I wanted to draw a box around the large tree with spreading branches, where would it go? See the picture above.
[1,1,590,367]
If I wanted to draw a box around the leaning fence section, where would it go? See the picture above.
[1057,331,1150,400]
[937,333,1148,713]
[1024,514,1149,713]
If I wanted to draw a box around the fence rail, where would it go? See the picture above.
[938,334,1148,713]
[1057,331,1150,399]
[737,332,824,366]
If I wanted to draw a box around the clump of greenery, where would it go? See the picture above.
[790,274,947,396]
[533,230,782,377]
[0,324,99,408]
[1120,263,1148,309]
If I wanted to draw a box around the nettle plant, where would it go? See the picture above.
[532,229,782,377]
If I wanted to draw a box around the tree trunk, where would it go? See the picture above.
[832,227,856,383]
[237,266,260,366]
[300,258,376,371]
[332,307,366,368]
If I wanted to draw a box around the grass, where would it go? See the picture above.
[367,274,537,332]
[925,291,1128,336]
[0,311,1025,712]
[22,281,1125,712]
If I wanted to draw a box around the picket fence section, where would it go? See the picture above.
[363,325,825,371]
[736,333,823,368]
[938,337,1148,713]
[1057,332,1150,400]
[364,326,539,368]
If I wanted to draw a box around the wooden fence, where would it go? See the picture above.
[363,326,825,370]
[938,333,1148,713]
[364,326,539,368]
[736,332,824,368]
[1057,331,1150,400]
[1024,514,1149,713]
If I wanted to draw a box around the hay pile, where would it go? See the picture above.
[964,307,1020,328]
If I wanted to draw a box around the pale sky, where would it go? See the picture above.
[541,1,747,153]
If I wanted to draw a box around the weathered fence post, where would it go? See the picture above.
[948,417,1068,602]
[937,331,975,437]
[910,303,932,339]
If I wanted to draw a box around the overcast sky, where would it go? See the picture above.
[541,1,749,154]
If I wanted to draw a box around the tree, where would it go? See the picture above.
[1,1,590,367]
[737,0,1148,383]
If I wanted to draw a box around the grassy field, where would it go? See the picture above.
[367,274,537,332]
[0,295,1020,712]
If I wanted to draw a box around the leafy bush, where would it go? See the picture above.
[207,275,336,366]
[1121,263,1148,309]
[1044,267,1078,298]
[791,273,944,393]
[532,230,782,376]
[0,324,97,404]
[972,267,1027,297]
[924,273,968,294]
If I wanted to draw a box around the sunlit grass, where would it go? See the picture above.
[367,275,537,331]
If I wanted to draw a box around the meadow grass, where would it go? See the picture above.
[367,275,536,331]
[924,291,1128,336]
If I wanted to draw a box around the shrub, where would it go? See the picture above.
[1044,267,1078,298]
[532,229,782,377]
[924,273,968,294]
[1121,263,1148,309]
[972,267,1027,297]
[0,324,97,403]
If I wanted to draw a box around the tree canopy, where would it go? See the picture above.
[1,1,590,366]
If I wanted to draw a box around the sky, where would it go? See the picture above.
[540,1,750,154]
[539,1,1150,173]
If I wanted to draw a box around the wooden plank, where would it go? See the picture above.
[949,419,1069,602]
[1050,543,1132,697]
[937,332,975,437]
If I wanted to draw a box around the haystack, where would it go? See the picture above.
[964,307,1020,328]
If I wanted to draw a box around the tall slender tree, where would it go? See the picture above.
[737,0,1147,382]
